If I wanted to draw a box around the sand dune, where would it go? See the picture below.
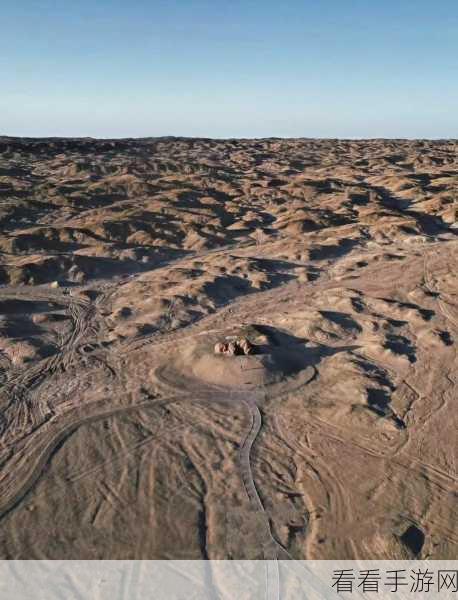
[0,136,456,559]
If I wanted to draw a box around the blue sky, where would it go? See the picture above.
[2,1,457,138]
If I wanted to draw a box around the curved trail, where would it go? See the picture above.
[238,395,281,599]
[0,393,181,521]
[154,363,290,563]
[239,397,283,554]
[0,292,99,444]
[151,359,285,589]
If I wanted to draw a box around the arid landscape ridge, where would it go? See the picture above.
[0,136,456,559]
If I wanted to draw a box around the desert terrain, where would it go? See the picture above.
[0,136,456,560]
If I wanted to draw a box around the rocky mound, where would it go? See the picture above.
[158,324,313,389]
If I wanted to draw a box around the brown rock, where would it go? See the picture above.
[226,341,238,356]
[214,342,227,354]
[238,337,253,355]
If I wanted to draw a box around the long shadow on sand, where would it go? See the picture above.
[249,324,361,377]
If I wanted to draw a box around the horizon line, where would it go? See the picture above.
[1,134,457,142]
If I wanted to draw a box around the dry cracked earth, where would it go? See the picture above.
[0,136,456,559]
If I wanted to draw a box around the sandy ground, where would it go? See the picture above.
[0,136,456,559]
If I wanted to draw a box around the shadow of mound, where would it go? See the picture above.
[400,524,425,557]
[252,323,360,368]
[252,324,307,348]
[309,238,359,261]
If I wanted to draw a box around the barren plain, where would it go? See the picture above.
[0,136,456,559]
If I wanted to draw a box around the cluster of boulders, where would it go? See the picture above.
[214,337,254,356]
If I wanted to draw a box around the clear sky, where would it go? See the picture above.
[2,0,457,138]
